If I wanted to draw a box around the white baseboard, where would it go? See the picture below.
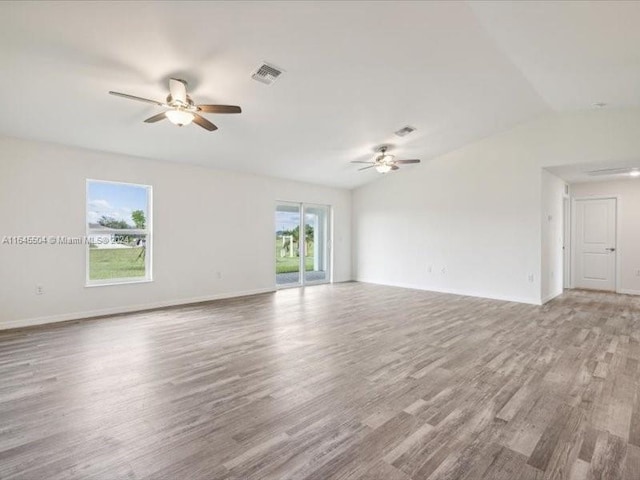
[618,288,640,296]
[1,287,276,331]
[356,279,541,305]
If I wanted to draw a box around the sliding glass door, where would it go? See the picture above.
[275,203,302,286]
[304,205,329,284]
[275,202,331,287]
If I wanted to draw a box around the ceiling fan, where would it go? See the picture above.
[109,78,241,132]
[351,146,421,173]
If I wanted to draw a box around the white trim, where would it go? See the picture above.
[356,279,541,305]
[1,287,276,331]
[329,206,335,284]
[570,195,620,292]
[563,197,571,289]
[303,202,332,286]
[618,289,640,296]
[85,277,153,288]
[301,202,306,279]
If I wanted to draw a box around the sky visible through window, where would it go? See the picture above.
[275,211,300,232]
[87,181,148,228]
[276,210,319,233]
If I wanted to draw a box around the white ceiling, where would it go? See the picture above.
[469,1,640,111]
[1,1,639,189]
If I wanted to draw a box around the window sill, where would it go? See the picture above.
[85,277,153,288]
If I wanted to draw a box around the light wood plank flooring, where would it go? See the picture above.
[1,283,639,479]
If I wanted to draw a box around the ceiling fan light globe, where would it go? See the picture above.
[376,164,392,174]
[166,109,194,126]
[630,169,640,177]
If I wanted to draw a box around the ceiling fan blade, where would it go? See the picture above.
[193,114,218,131]
[109,91,165,106]
[198,105,242,113]
[395,159,421,164]
[350,160,375,164]
[197,105,242,114]
[391,165,400,171]
[144,112,167,123]
[169,78,188,104]
[358,165,376,171]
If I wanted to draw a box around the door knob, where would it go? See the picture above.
[606,247,616,252]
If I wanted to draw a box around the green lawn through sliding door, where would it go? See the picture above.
[89,247,146,280]
[276,255,314,274]
[275,238,314,274]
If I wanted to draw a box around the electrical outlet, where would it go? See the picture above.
[427,265,432,273]
[636,270,640,277]
[441,267,446,275]
[528,274,534,283]
[35,285,44,295]
[216,271,222,280]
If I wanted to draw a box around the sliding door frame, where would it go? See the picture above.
[275,201,332,289]
[302,203,332,286]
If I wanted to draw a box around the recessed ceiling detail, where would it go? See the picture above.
[587,167,640,176]
[547,162,640,184]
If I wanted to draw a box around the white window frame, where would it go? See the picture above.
[85,179,153,287]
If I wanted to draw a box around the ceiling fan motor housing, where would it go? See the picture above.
[109,77,241,132]
[166,94,195,110]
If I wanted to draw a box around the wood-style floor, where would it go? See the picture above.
[1,283,639,479]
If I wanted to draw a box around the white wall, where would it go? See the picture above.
[0,136,352,329]
[571,179,640,295]
[352,109,640,305]
[541,170,565,303]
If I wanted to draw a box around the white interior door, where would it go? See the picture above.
[573,198,617,291]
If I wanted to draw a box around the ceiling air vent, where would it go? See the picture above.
[251,62,284,85]
[394,125,416,137]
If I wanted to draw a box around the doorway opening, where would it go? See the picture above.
[275,202,331,287]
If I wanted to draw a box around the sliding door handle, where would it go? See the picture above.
[606,247,616,252]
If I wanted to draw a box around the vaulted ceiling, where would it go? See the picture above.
[1,1,639,188]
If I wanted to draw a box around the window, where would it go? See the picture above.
[86,180,152,285]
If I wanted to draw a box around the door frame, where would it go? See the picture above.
[570,195,620,292]
[563,196,571,289]
[274,200,332,289]
[301,203,333,286]
[275,201,303,289]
